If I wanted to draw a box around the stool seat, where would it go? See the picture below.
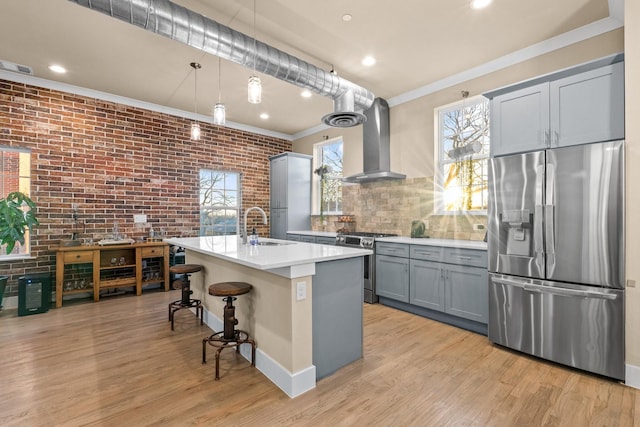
[208,282,252,297]
[170,264,203,274]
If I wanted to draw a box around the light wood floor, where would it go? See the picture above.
[1,290,638,426]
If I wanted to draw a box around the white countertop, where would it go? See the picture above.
[165,236,371,271]
[376,236,487,250]
[287,230,337,238]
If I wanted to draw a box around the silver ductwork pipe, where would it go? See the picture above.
[69,0,375,126]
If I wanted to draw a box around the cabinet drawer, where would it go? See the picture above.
[410,245,443,262]
[376,242,409,258]
[315,237,336,245]
[141,246,164,258]
[299,235,316,243]
[63,251,94,264]
[443,247,487,268]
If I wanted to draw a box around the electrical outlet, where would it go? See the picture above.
[627,279,636,288]
[296,281,306,301]
[473,224,485,231]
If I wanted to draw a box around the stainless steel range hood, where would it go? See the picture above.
[343,98,406,183]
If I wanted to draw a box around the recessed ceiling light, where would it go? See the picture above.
[301,90,312,98]
[48,64,67,74]
[470,0,492,9]
[260,113,269,120]
[362,56,376,67]
[342,14,352,22]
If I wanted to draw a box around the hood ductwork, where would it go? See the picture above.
[69,0,375,126]
[343,98,406,184]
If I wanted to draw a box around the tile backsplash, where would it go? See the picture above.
[328,177,487,241]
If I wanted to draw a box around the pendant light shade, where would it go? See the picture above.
[213,103,226,125]
[190,122,201,140]
[248,75,262,104]
[190,61,202,140]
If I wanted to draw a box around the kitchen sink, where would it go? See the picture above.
[256,241,292,246]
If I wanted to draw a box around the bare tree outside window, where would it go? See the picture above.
[313,139,343,215]
[199,170,240,236]
[438,97,490,212]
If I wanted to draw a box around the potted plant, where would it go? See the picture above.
[0,191,39,309]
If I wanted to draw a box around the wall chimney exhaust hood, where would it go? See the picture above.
[343,98,406,184]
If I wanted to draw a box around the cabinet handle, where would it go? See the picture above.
[456,256,472,260]
[76,255,81,259]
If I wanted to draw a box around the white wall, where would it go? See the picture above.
[624,0,640,385]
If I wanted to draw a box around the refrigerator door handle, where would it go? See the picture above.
[545,163,556,276]
[534,164,545,273]
[523,283,618,300]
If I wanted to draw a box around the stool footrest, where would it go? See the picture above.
[202,330,256,380]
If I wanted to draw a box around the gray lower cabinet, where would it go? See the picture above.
[445,264,488,323]
[375,254,409,303]
[315,236,336,245]
[377,241,488,326]
[409,259,444,311]
[286,234,335,245]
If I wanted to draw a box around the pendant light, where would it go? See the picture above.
[248,0,262,104]
[190,62,202,140]
[213,57,226,125]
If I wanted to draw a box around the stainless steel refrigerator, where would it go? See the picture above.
[487,140,625,380]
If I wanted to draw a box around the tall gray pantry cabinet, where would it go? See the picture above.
[269,153,312,239]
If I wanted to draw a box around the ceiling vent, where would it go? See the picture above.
[0,60,34,76]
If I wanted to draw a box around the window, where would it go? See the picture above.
[313,138,343,215]
[1,147,32,258]
[199,170,240,236]
[436,96,490,213]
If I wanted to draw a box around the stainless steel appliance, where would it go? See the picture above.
[336,232,397,303]
[488,140,624,380]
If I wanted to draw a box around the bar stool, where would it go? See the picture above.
[168,264,204,331]
[202,282,256,380]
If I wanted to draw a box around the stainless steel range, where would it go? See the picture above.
[335,232,397,303]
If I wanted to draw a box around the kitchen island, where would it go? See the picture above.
[164,235,371,398]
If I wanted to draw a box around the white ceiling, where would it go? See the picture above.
[0,0,622,139]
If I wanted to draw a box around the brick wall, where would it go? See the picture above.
[0,80,291,296]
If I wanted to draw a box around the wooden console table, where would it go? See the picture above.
[55,242,170,308]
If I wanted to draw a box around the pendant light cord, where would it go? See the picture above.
[253,0,257,74]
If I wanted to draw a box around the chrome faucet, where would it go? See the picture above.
[243,206,268,244]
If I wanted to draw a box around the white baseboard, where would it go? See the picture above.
[200,306,316,398]
[625,364,640,389]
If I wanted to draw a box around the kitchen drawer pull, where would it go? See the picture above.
[455,256,473,260]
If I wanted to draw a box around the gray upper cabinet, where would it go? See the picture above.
[491,83,550,156]
[489,60,624,156]
[269,153,312,239]
[550,63,624,148]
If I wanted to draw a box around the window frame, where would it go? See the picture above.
[312,137,344,216]
[0,147,33,260]
[434,95,490,215]
[198,169,241,236]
